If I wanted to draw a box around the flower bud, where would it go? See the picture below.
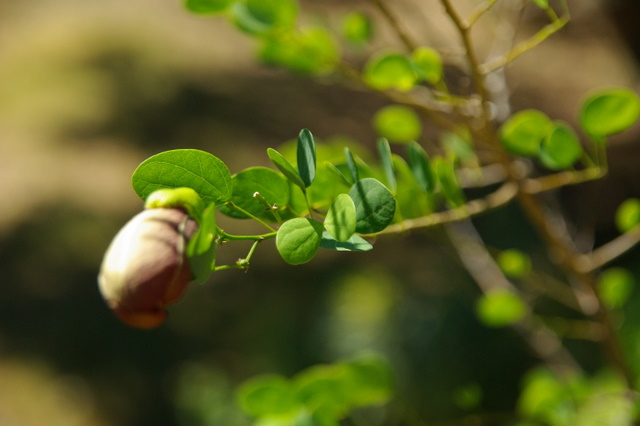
[98,208,197,329]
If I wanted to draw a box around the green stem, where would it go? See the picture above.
[217,228,277,242]
[226,202,276,232]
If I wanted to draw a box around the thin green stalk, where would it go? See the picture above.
[217,228,277,242]
[226,202,276,232]
[466,0,499,28]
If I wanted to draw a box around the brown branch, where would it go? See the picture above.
[370,0,418,51]
[575,227,640,273]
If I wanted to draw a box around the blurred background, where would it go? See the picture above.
[1,0,640,425]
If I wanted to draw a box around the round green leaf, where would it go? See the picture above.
[598,267,635,310]
[500,109,553,156]
[407,142,436,192]
[615,198,640,233]
[476,289,527,327]
[342,11,372,45]
[219,167,290,221]
[538,121,582,170]
[580,88,640,137]
[349,178,396,234]
[411,47,443,84]
[237,374,300,417]
[131,149,232,206]
[373,105,422,143]
[231,0,298,35]
[497,249,531,278]
[294,365,350,417]
[324,194,357,242]
[276,218,324,265]
[364,52,418,92]
[184,0,233,14]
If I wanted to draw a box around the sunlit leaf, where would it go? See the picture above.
[237,374,300,417]
[320,232,373,252]
[131,149,232,206]
[364,52,418,92]
[377,138,396,192]
[344,147,359,183]
[219,167,290,221]
[184,0,233,14]
[349,178,396,234]
[261,26,339,75]
[615,198,640,233]
[392,154,434,219]
[539,121,582,170]
[341,355,393,407]
[518,368,567,419]
[187,205,217,283]
[500,109,553,156]
[324,194,357,242]
[407,142,436,192]
[268,148,306,190]
[231,0,298,35]
[294,365,350,418]
[276,218,324,265]
[325,162,353,188]
[598,267,635,310]
[373,105,422,143]
[298,129,317,188]
[411,47,443,84]
[497,249,532,279]
[434,156,465,208]
[580,88,640,138]
[342,11,372,45]
[476,289,527,327]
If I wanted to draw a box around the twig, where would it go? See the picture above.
[575,227,640,273]
[369,0,418,51]
[466,0,499,28]
[479,4,570,74]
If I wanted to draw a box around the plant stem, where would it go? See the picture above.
[217,228,277,242]
[226,202,276,232]
[369,0,418,51]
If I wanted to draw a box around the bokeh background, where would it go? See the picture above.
[1,0,640,425]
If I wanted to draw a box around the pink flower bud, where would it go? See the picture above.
[98,208,197,329]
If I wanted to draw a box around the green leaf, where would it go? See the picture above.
[598,267,635,310]
[391,154,434,219]
[407,142,436,192]
[373,105,422,143]
[615,198,640,233]
[324,194,357,242]
[187,205,217,283]
[184,0,233,14]
[539,122,583,170]
[237,374,300,417]
[476,289,527,327]
[341,355,393,407]
[294,365,350,418]
[268,147,306,190]
[433,156,465,208]
[261,26,339,75]
[219,167,290,221]
[276,218,324,265]
[341,11,372,45]
[580,88,640,138]
[320,232,373,252]
[411,47,443,84]
[364,52,418,92]
[324,162,352,188]
[344,148,359,183]
[231,0,298,35]
[497,249,532,279]
[131,149,232,206]
[500,109,553,156]
[349,178,396,234]
[298,129,317,188]
[377,138,396,191]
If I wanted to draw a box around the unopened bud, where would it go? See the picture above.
[98,208,197,329]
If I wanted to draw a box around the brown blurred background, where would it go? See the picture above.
[1,0,640,425]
